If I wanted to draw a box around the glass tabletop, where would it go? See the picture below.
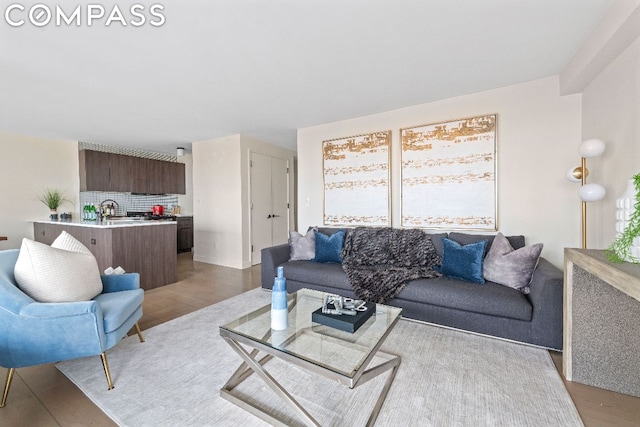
[220,288,402,378]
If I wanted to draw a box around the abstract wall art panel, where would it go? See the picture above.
[401,114,497,230]
[322,131,391,226]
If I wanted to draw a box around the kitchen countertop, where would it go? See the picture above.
[30,219,177,228]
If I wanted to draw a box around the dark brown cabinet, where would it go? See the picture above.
[34,222,177,290]
[79,150,110,192]
[108,152,147,193]
[146,158,186,195]
[177,216,193,253]
[166,161,186,194]
[79,150,186,194]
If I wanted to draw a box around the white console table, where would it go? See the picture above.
[563,248,640,397]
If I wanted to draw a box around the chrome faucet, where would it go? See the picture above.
[100,199,120,216]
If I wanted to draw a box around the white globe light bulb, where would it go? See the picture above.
[579,139,606,158]
[579,183,606,202]
[565,167,581,183]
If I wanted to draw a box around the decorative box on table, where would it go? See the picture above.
[312,301,375,333]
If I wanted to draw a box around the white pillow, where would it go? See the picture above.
[14,234,103,303]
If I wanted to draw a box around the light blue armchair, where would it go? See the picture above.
[0,249,145,407]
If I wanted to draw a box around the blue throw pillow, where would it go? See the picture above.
[312,230,344,263]
[439,237,488,284]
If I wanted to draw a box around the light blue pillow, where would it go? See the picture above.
[439,237,488,284]
[312,230,344,263]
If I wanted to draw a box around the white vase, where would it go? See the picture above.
[615,179,640,261]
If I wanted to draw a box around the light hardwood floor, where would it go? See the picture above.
[1,253,639,426]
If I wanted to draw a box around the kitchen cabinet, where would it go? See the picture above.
[79,150,110,192]
[34,221,177,290]
[108,152,147,193]
[79,150,186,194]
[146,158,186,195]
[177,216,193,253]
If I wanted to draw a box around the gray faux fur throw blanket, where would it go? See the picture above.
[342,227,441,303]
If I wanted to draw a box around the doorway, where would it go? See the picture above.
[250,152,290,264]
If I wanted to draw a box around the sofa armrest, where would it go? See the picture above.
[7,300,105,368]
[527,257,564,349]
[261,244,290,289]
[101,273,141,293]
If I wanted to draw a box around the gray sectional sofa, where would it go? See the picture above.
[261,228,564,350]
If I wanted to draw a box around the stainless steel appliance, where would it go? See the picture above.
[126,211,176,221]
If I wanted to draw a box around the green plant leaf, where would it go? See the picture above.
[606,173,640,263]
[38,188,70,210]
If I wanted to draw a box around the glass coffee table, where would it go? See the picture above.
[219,288,402,426]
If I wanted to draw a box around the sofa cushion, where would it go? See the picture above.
[396,276,533,321]
[439,238,487,284]
[316,227,349,236]
[313,229,344,263]
[448,232,525,255]
[289,227,317,261]
[483,232,543,294]
[93,289,144,333]
[426,233,448,257]
[14,237,103,303]
[281,261,352,291]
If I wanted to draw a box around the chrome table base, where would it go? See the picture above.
[220,334,400,427]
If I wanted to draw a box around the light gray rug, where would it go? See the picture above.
[57,288,583,426]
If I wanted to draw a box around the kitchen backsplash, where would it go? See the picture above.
[80,191,179,216]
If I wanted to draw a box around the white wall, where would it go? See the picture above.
[192,135,243,268]
[297,76,582,267]
[581,38,640,249]
[192,134,296,269]
[0,132,80,248]
[560,1,640,250]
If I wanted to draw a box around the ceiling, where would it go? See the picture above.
[0,0,612,154]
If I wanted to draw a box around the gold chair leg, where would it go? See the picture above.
[134,322,145,343]
[100,353,114,390]
[1,368,15,408]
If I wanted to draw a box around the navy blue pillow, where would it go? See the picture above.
[312,230,344,263]
[439,237,488,284]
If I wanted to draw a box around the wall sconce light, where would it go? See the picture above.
[177,147,185,157]
[565,139,606,248]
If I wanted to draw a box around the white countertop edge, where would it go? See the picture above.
[30,219,177,228]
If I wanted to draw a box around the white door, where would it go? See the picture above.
[250,152,290,264]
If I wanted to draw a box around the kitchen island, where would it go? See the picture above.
[32,219,177,290]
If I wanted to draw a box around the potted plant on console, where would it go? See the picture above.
[38,188,70,220]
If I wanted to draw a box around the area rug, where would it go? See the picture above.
[57,288,583,426]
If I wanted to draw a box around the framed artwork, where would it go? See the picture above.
[323,131,391,226]
[400,114,497,230]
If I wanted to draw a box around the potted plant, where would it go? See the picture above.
[607,173,640,263]
[38,188,70,220]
